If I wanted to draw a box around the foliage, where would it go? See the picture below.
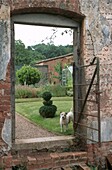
[42,84,67,97]
[43,100,53,106]
[15,85,40,98]
[15,40,32,66]
[15,40,25,65]
[53,62,63,83]
[15,40,73,66]
[39,105,57,118]
[15,40,45,66]
[42,91,52,101]
[15,84,71,99]
[66,71,73,87]
[12,165,27,170]
[16,97,73,135]
[41,27,73,45]
[15,84,69,99]
[88,165,99,170]
[16,65,41,85]
[31,43,73,59]
[39,91,57,118]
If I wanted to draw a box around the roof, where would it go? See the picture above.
[36,53,73,64]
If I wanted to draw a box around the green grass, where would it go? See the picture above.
[15,97,74,135]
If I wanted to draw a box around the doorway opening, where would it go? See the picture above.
[11,14,80,147]
[15,24,74,140]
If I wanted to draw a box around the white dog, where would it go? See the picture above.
[60,108,73,132]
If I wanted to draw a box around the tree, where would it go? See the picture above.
[16,65,41,85]
[15,40,46,66]
[31,43,73,59]
[15,40,31,65]
[15,40,73,67]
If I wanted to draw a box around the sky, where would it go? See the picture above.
[14,24,73,47]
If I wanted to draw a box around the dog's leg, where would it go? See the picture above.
[61,124,63,132]
[65,124,68,132]
[64,126,66,132]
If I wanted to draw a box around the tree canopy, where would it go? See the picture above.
[15,40,45,66]
[15,40,73,67]
[16,65,41,85]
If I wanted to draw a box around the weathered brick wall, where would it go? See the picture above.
[80,0,112,140]
[10,0,80,15]
[80,0,112,166]
[0,151,87,170]
[87,142,112,169]
[0,63,11,148]
[0,0,112,169]
[98,1,112,119]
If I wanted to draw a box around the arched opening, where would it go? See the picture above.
[11,13,82,149]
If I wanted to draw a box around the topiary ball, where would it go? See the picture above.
[43,100,53,106]
[42,91,52,101]
[39,105,57,118]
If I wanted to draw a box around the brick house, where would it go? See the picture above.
[35,53,73,85]
[0,0,112,169]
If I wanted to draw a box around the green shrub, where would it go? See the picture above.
[42,84,67,97]
[15,84,68,99]
[39,105,57,118]
[43,100,53,106]
[42,91,52,101]
[39,91,57,118]
[16,65,41,85]
[15,85,39,98]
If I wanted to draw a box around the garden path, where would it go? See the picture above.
[15,113,56,139]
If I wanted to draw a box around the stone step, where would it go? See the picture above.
[78,164,91,170]
[14,136,75,151]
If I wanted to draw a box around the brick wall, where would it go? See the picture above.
[87,142,112,169]
[0,63,11,146]
[0,0,112,169]
[0,151,87,170]
[36,54,73,84]
[11,0,81,16]
[80,1,112,166]
[80,0,112,118]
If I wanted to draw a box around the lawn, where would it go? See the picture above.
[15,97,74,135]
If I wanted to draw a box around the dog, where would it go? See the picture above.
[60,108,73,132]
[60,112,68,132]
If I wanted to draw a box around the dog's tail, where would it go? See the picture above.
[68,116,71,124]
[70,107,73,112]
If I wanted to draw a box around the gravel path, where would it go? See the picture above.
[15,113,56,139]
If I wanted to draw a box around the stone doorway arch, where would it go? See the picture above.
[10,11,84,149]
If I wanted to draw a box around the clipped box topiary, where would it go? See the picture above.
[43,100,53,106]
[39,105,57,118]
[39,91,57,118]
[42,91,52,101]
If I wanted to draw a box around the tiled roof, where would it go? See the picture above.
[36,53,73,64]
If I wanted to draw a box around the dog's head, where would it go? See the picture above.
[60,112,67,120]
